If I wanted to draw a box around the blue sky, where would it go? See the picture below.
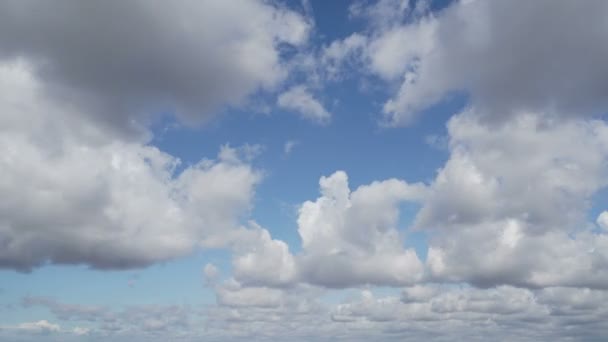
[1,0,608,341]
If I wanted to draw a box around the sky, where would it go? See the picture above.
[1,0,608,341]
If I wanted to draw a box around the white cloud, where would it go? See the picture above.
[230,223,297,288]
[283,140,299,156]
[71,327,90,336]
[355,0,608,126]
[278,85,331,124]
[598,211,608,231]
[367,18,436,81]
[215,170,428,289]
[417,110,608,288]
[16,320,60,334]
[296,171,427,287]
[348,0,412,30]
[0,61,261,271]
[321,33,368,81]
[215,280,287,308]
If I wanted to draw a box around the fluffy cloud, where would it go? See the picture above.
[418,110,608,288]
[277,85,331,124]
[229,109,608,291]
[0,0,310,136]
[347,0,608,125]
[220,171,427,289]
[0,61,261,271]
[296,171,427,288]
[230,223,297,288]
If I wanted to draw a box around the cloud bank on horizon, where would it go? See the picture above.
[1,0,608,341]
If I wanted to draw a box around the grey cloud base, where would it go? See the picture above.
[331,0,608,125]
[0,0,309,137]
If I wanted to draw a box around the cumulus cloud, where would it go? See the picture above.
[296,171,427,287]
[227,96,608,300]
[418,110,608,288]
[230,223,297,288]
[4,1,608,340]
[347,0,608,125]
[216,171,428,289]
[0,61,261,271]
[277,85,331,124]
[0,0,310,136]
[215,280,288,309]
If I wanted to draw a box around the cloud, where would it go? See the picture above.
[230,223,297,288]
[215,280,287,309]
[202,282,608,341]
[16,320,61,334]
[321,33,368,81]
[348,0,425,31]
[21,297,193,338]
[295,171,427,288]
[224,106,608,299]
[598,211,608,231]
[0,61,261,271]
[417,109,608,288]
[215,170,427,289]
[351,0,608,125]
[71,327,91,336]
[3,1,608,340]
[277,85,331,124]
[0,0,310,136]
[17,285,608,341]
[283,140,299,156]
[329,285,608,341]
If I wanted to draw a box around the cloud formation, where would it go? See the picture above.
[331,0,608,126]
[296,171,427,287]
[13,285,608,341]
[0,62,261,271]
[3,1,608,341]
[419,110,608,289]
[278,85,331,124]
[0,0,310,136]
